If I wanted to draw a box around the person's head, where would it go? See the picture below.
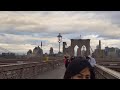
[64,58,93,79]
[70,56,74,60]
[88,55,92,58]
[64,55,67,59]
[86,56,90,60]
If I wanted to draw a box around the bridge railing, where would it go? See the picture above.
[96,58,120,62]
[95,64,120,79]
[0,60,63,79]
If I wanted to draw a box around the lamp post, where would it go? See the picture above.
[57,33,62,54]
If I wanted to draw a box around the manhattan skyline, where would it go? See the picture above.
[0,11,120,54]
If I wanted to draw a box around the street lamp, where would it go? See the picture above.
[57,33,62,53]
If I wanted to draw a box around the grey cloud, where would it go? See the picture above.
[98,34,120,40]
[91,11,120,26]
[0,11,120,54]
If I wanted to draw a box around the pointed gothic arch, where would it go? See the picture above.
[63,39,90,57]
[74,45,79,56]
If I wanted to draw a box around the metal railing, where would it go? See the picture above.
[95,64,120,79]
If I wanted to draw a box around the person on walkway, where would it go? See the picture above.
[63,56,67,64]
[87,55,96,79]
[88,55,96,67]
[45,56,49,62]
[65,56,70,69]
[64,56,70,69]
[70,56,75,62]
[86,56,90,61]
[63,58,93,79]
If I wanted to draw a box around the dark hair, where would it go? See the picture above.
[64,58,93,79]
[86,56,90,60]
[70,56,75,61]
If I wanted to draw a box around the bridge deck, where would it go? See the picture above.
[34,64,65,79]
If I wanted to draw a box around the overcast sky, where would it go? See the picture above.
[0,11,120,54]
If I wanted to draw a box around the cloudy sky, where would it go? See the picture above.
[0,11,120,55]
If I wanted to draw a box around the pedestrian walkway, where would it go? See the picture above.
[35,64,65,79]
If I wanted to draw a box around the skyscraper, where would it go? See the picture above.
[99,40,101,50]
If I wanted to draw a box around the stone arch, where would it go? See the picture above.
[70,39,90,56]
[77,47,81,56]
[74,45,79,56]
[81,45,87,57]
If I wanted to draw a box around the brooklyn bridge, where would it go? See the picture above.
[0,37,120,79]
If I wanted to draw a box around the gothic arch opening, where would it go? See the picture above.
[63,39,90,57]
[74,45,79,56]
[81,45,87,57]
